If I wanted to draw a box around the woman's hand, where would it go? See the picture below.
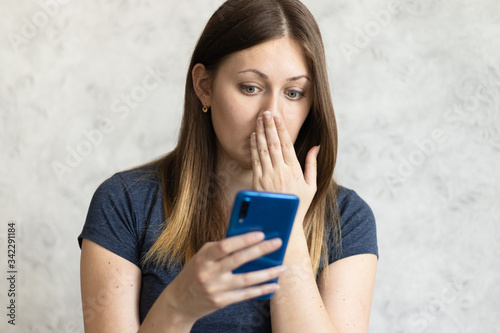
[162,231,286,325]
[250,111,320,218]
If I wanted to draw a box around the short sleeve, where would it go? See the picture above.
[78,173,141,267]
[329,187,378,263]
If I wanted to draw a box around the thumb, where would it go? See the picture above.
[303,145,320,186]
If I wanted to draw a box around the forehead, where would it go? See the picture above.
[217,38,310,77]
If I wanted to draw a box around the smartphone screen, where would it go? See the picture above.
[226,190,299,299]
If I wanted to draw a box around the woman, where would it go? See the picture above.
[79,0,378,332]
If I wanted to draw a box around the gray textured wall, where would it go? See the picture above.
[1,0,499,332]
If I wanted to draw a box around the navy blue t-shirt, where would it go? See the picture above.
[78,166,378,332]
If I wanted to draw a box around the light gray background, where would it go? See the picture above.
[1,0,499,332]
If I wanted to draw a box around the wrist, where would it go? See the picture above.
[292,210,307,232]
[140,285,196,333]
[162,287,197,329]
[286,219,309,258]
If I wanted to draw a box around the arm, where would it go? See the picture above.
[80,233,288,333]
[318,253,377,331]
[269,222,377,332]
[80,239,142,333]
[80,239,194,333]
[250,111,377,332]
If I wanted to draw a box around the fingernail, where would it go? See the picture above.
[253,232,265,241]
[316,145,321,156]
[270,238,282,247]
[263,111,271,121]
[251,132,256,142]
[258,117,264,127]
[273,114,281,125]
[276,265,287,273]
[269,283,280,291]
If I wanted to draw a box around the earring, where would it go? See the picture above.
[202,105,209,113]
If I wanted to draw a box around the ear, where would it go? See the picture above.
[192,63,212,106]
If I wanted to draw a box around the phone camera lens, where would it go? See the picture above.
[239,200,250,218]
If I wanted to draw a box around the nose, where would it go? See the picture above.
[259,90,284,119]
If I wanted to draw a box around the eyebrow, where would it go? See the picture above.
[237,69,311,82]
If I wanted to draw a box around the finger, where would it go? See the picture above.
[219,237,283,272]
[211,282,281,308]
[256,115,273,174]
[273,114,298,166]
[250,132,263,180]
[262,111,284,167]
[229,265,287,290]
[204,232,265,261]
[236,282,280,301]
[304,145,320,186]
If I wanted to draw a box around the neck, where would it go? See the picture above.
[215,151,254,208]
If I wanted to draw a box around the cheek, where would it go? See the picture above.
[285,109,310,143]
[211,95,255,144]
[287,124,301,143]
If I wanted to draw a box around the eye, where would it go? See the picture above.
[241,85,261,95]
[285,90,305,100]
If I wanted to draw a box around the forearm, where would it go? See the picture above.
[270,216,337,333]
[138,286,196,333]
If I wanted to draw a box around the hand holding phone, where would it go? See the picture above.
[226,190,299,299]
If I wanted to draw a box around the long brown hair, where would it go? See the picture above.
[142,0,341,276]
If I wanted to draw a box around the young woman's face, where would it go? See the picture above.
[209,37,313,169]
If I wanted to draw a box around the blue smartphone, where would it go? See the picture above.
[226,190,299,299]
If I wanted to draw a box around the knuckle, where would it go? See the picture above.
[200,241,213,251]
[252,158,261,167]
[241,273,255,286]
[258,148,269,155]
[229,251,245,267]
[281,140,294,150]
[262,240,279,252]
[270,141,281,150]
[243,287,261,300]
[204,284,217,296]
[196,271,210,285]
[262,242,275,252]
[216,241,231,255]
[209,295,225,309]
[192,254,205,266]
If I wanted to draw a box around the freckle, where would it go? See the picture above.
[343,298,346,301]
[116,285,119,288]
[108,262,111,264]
[131,284,134,287]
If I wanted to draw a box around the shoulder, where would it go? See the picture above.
[336,186,375,224]
[331,185,378,261]
[79,164,163,264]
[95,164,161,200]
